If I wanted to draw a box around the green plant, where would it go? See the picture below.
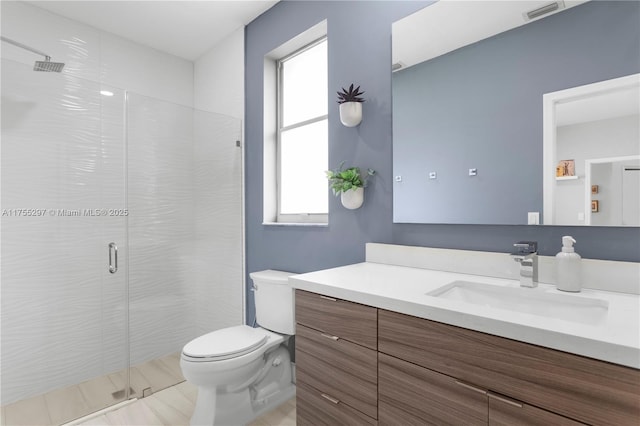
[325,162,376,195]
[337,84,365,104]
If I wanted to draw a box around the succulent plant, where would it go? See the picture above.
[337,84,365,104]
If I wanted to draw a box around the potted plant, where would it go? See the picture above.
[326,162,376,209]
[337,84,365,127]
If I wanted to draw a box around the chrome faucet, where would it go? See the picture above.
[511,241,538,288]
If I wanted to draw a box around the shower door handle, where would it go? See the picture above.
[108,242,118,274]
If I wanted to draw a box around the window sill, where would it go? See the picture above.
[262,222,328,227]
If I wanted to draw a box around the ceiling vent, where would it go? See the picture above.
[392,62,405,72]
[524,1,565,21]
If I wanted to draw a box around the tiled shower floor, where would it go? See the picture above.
[1,352,184,426]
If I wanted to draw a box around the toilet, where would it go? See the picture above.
[180,270,297,425]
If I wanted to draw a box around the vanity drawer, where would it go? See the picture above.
[295,289,377,349]
[488,392,585,426]
[296,323,378,419]
[379,353,487,426]
[378,309,640,426]
[297,381,377,426]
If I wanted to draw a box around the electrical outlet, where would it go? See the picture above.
[528,212,540,225]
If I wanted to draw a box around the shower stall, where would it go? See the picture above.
[1,42,243,424]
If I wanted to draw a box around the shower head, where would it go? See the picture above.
[34,57,65,72]
[1,36,65,72]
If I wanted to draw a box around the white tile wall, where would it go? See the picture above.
[1,1,194,106]
[1,0,245,406]
[1,1,101,82]
[126,93,198,365]
[1,59,127,404]
[193,111,244,335]
[99,31,194,107]
[194,27,244,119]
[193,27,246,332]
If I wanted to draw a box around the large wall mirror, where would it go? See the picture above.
[392,0,640,225]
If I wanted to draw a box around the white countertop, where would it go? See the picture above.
[290,262,640,369]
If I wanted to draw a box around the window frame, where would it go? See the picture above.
[275,36,328,224]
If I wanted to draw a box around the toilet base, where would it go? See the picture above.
[189,345,295,425]
[190,383,296,426]
[249,382,296,423]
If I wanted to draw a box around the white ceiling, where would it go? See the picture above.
[556,86,640,127]
[27,0,279,61]
[392,0,589,70]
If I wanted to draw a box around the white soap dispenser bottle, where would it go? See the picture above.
[556,236,582,292]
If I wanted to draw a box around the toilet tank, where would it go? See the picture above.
[249,270,296,335]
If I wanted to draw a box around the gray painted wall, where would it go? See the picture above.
[393,1,640,224]
[245,0,640,324]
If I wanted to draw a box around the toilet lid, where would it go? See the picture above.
[182,325,269,360]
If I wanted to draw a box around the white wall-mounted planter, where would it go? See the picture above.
[341,187,364,209]
[339,102,363,127]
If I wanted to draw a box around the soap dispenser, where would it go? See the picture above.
[556,236,582,292]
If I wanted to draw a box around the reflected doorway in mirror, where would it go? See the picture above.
[543,73,640,226]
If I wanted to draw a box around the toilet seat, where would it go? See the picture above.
[182,325,270,362]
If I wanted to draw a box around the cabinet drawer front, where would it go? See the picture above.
[297,382,377,426]
[488,392,585,426]
[379,309,640,426]
[297,324,377,385]
[295,289,377,349]
[296,324,378,418]
[379,353,487,426]
[379,401,438,426]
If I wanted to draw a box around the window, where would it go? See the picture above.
[263,22,327,225]
[277,38,328,222]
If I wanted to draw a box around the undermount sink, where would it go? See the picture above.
[427,280,609,325]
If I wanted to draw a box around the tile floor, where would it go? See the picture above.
[72,382,296,426]
[2,352,184,426]
[2,351,296,426]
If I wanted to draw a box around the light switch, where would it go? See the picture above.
[395,175,402,182]
[527,212,539,225]
[469,168,477,176]
[429,172,437,179]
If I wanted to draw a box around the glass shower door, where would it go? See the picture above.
[1,58,130,424]
[125,93,196,396]
[125,94,244,397]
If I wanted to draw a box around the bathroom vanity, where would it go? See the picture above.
[291,244,640,426]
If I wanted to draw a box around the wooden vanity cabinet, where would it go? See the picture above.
[378,353,584,426]
[378,309,640,426]
[295,289,640,425]
[295,290,378,425]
